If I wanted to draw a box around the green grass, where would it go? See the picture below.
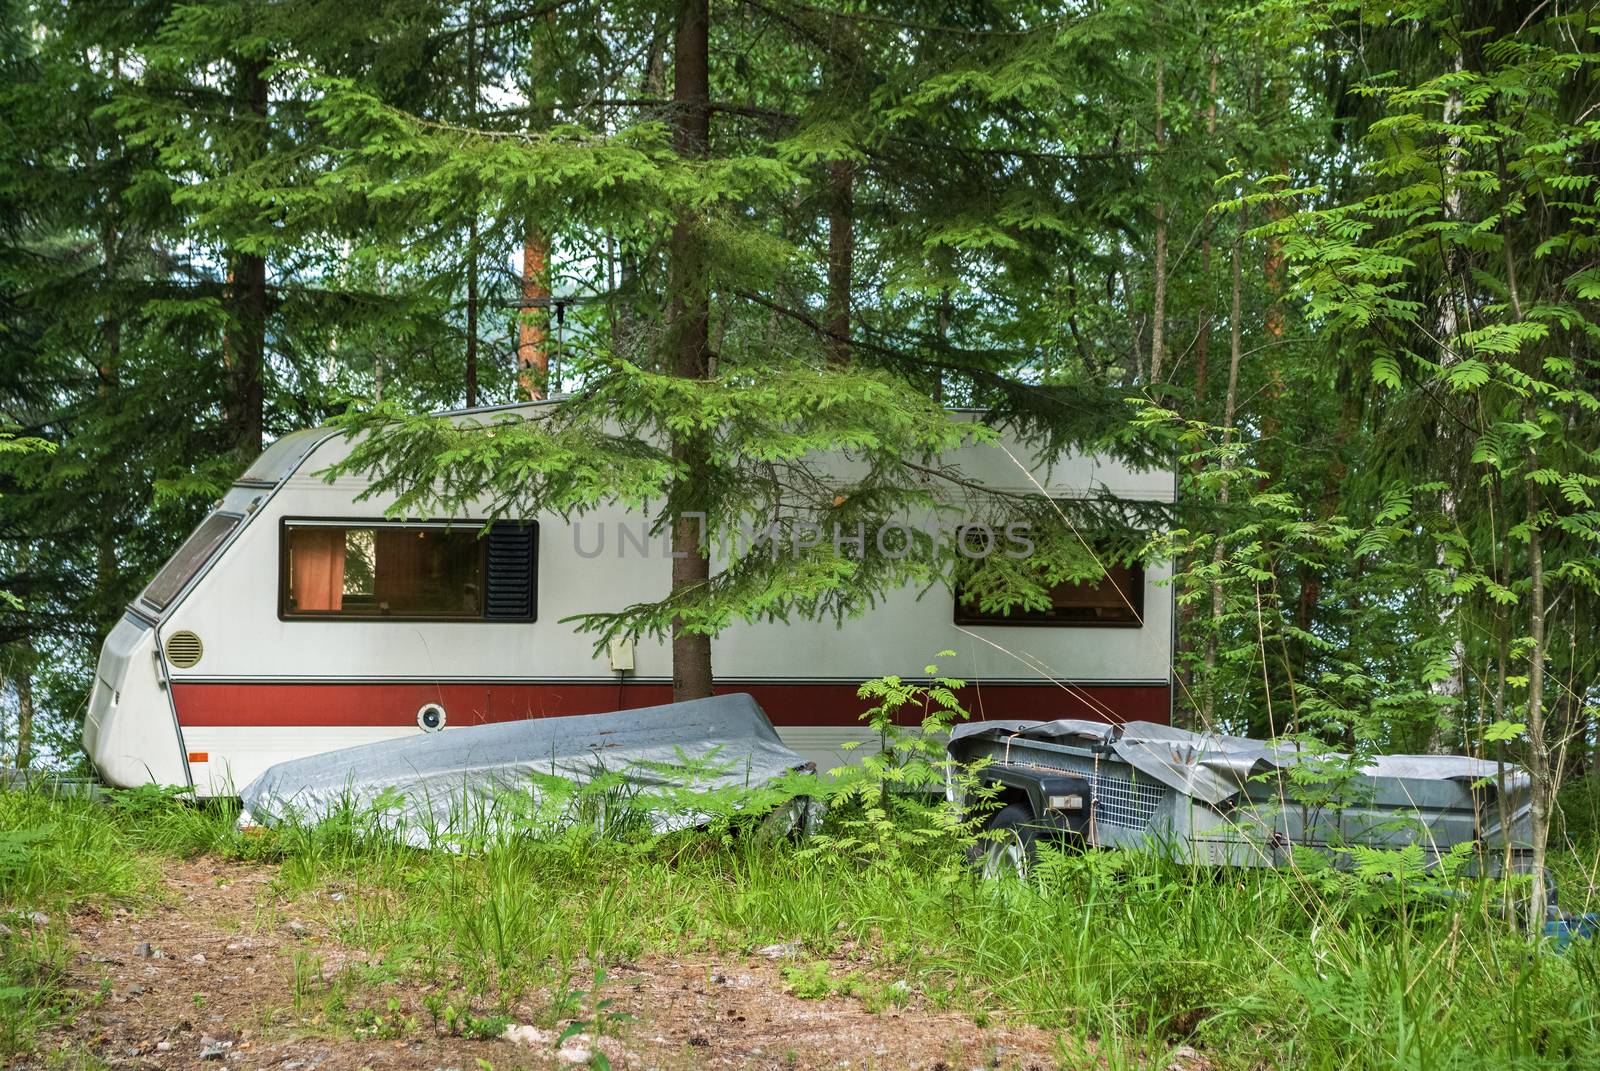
[2,783,1598,1069]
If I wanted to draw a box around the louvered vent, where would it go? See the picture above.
[165,630,204,669]
[484,522,537,621]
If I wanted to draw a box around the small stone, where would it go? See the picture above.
[756,940,803,959]
[198,1035,232,1060]
[0,922,11,938]
[281,1061,304,1070]
[329,892,345,902]
[225,942,241,952]
[26,911,48,927]
[190,953,207,964]
[156,1041,172,1052]
[501,1024,557,1048]
[134,942,154,958]
[128,985,146,995]
[1166,1044,1202,1069]
[556,1043,593,1066]
[287,920,309,934]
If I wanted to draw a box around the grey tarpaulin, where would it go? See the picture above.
[949,719,1531,807]
[239,693,822,845]
[948,718,1533,869]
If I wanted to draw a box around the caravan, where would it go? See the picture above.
[83,402,1175,795]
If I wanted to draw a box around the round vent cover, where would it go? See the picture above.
[165,631,203,669]
[416,703,447,732]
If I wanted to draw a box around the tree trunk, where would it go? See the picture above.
[465,3,480,407]
[467,220,480,406]
[1426,54,1467,753]
[1192,52,1217,416]
[1176,52,1219,723]
[1256,72,1289,455]
[13,655,34,771]
[223,56,268,457]
[96,170,124,616]
[1149,58,1167,386]
[516,7,556,402]
[1498,159,1551,929]
[825,158,853,364]
[667,0,713,702]
[1526,479,1550,931]
[1202,204,1246,726]
[517,227,551,400]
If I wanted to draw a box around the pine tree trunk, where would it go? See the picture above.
[1254,70,1288,455]
[667,0,713,702]
[467,219,480,406]
[825,158,853,364]
[464,3,480,408]
[223,56,268,457]
[13,656,33,771]
[1203,204,1246,726]
[518,228,551,400]
[517,10,555,401]
[96,176,123,617]
[1177,52,1218,723]
[1192,52,1217,415]
[1149,58,1167,386]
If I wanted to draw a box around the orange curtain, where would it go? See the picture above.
[290,528,345,611]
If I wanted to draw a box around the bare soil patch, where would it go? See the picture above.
[29,857,1070,1070]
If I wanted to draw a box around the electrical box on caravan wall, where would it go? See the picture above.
[83,402,1177,796]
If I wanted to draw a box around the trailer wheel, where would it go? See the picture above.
[974,803,1042,880]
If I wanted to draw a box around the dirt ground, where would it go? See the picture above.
[28,857,1078,1071]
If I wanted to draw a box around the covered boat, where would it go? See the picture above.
[240,693,824,845]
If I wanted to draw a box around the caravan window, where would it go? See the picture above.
[140,512,241,610]
[954,563,1144,627]
[280,520,536,621]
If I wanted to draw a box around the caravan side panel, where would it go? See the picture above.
[99,410,1177,792]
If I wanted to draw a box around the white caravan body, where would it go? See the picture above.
[83,402,1175,795]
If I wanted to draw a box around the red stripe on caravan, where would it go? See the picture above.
[170,680,1170,729]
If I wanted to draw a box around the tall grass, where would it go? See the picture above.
[2,783,1598,1069]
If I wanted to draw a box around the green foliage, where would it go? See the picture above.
[802,654,990,871]
[6,781,1599,1068]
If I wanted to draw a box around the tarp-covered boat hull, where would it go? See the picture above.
[240,693,822,844]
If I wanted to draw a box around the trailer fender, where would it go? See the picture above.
[976,765,1092,837]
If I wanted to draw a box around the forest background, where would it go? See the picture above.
[3,0,1599,868]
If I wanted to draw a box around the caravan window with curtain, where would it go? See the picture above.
[954,562,1144,627]
[280,520,536,621]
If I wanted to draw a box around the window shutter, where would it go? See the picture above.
[484,522,537,620]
